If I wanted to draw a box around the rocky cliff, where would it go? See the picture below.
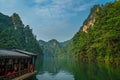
[82,5,100,33]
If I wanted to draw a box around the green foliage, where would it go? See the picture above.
[38,39,73,58]
[72,1,120,65]
[0,12,42,55]
[55,40,73,57]
[38,39,62,57]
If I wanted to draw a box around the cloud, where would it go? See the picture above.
[73,3,94,12]
[34,0,96,19]
[35,0,48,4]
[32,0,98,41]
[35,7,51,17]
[0,0,98,42]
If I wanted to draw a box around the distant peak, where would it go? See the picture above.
[13,12,19,16]
[82,5,100,33]
[11,13,24,30]
[48,39,59,43]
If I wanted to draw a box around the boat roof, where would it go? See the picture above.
[0,49,29,58]
[13,49,37,56]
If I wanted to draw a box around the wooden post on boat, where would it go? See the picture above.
[28,59,29,73]
[33,56,37,71]
[18,59,21,76]
[4,58,7,76]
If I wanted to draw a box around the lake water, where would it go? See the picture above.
[27,57,120,80]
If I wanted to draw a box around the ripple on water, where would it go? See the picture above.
[36,71,74,80]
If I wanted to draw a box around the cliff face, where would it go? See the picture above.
[82,18,95,33]
[82,5,99,33]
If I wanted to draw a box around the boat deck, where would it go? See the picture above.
[12,71,37,80]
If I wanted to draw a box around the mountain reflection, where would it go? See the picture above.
[35,57,120,80]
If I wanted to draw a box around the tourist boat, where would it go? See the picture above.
[0,49,37,80]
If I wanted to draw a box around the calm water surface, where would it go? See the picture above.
[28,57,120,80]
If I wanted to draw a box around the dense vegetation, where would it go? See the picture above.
[39,39,60,57]
[55,40,73,57]
[72,1,120,65]
[39,39,72,58]
[0,13,42,55]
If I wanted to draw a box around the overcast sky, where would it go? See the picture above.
[0,0,114,42]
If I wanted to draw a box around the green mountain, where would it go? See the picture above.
[0,12,42,55]
[39,39,61,57]
[56,40,73,57]
[38,39,72,57]
[72,1,120,65]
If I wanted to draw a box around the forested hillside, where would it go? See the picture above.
[0,13,42,54]
[72,1,120,65]
[55,40,73,57]
[39,39,62,57]
[39,39,72,57]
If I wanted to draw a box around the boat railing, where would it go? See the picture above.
[0,69,28,80]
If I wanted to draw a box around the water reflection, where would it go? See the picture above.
[36,71,74,80]
[72,62,120,80]
[35,57,120,80]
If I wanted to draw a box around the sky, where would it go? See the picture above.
[0,0,114,42]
